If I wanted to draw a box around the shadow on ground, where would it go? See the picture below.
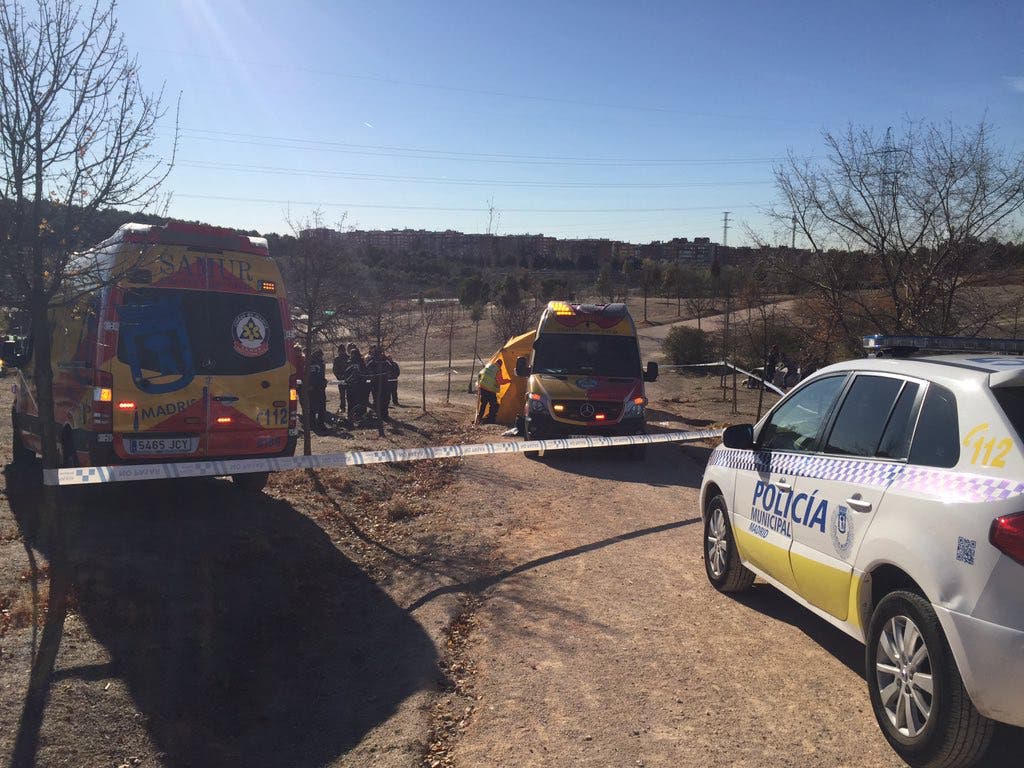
[6,465,438,768]
[535,443,711,488]
[730,582,1024,765]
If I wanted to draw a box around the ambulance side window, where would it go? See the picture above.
[908,384,960,468]
[758,375,846,453]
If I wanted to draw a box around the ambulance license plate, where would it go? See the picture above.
[124,436,199,455]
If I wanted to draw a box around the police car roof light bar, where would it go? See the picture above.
[863,334,1024,357]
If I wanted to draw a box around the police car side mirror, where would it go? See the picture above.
[514,356,531,377]
[643,361,659,382]
[722,423,754,450]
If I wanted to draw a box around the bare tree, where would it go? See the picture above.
[683,271,717,330]
[348,282,419,436]
[280,210,352,454]
[490,273,535,343]
[0,1,175,763]
[419,300,442,412]
[769,120,1024,339]
[438,301,459,404]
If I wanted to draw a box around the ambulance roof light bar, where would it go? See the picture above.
[863,334,1024,358]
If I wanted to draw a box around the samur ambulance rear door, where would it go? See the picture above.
[203,267,289,458]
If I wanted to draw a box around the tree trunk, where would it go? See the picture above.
[422,322,429,413]
[467,320,479,394]
[445,325,453,404]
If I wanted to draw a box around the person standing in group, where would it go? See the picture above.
[476,358,508,424]
[332,345,349,414]
[343,349,369,422]
[366,346,390,420]
[765,344,780,388]
[387,355,401,406]
[307,348,328,431]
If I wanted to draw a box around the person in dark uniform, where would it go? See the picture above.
[344,350,369,422]
[307,349,328,431]
[332,345,349,414]
[366,346,390,420]
[387,355,401,406]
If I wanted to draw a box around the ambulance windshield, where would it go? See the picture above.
[532,333,641,378]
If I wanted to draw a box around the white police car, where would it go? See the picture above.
[700,336,1024,767]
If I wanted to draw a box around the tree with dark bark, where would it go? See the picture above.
[0,1,175,763]
[769,120,1024,340]
[279,211,353,454]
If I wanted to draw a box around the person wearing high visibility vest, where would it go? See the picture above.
[476,358,509,424]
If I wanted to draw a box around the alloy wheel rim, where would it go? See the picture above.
[706,508,728,578]
[875,615,934,738]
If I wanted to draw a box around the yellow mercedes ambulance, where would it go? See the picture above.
[11,222,298,490]
[515,301,658,452]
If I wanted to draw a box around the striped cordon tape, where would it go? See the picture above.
[45,428,724,486]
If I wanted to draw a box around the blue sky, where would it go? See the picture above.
[119,0,1024,244]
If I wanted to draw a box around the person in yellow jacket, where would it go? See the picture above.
[476,358,509,424]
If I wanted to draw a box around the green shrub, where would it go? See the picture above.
[662,326,711,365]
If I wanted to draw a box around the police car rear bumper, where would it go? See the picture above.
[935,605,1024,727]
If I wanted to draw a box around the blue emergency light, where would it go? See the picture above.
[863,334,1024,357]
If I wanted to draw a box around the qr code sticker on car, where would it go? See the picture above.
[956,536,976,566]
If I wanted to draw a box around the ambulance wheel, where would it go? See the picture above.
[11,411,32,464]
[703,495,754,593]
[523,421,545,460]
[866,591,993,768]
[233,472,269,493]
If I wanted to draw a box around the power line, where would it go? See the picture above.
[173,126,796,166]
[167,129,797,169]
[174,159,773,190]
[149,47,820,124]
[172,192,763,214]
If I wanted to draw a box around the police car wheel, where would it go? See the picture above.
[703,495,754,593]
[866,591,993,767]
[233,472,269,493]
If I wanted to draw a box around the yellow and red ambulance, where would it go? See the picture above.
[516,301,658,452]
[12,222,298,490]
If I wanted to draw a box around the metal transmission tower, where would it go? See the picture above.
[720,212,737,412]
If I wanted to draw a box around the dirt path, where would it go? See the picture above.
[442,442,905,767]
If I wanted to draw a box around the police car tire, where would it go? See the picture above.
[233,472,269,493]
[703,495,755,593]
[866,591,994,768]
[11,410,32,464]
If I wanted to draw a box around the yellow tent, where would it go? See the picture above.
[480,330,535,425]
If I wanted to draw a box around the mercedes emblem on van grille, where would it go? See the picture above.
[579,403,596,418]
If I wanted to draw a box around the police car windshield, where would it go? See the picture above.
[116,288,285,387]
[532,334,641,378]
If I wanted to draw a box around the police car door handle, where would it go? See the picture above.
[776,478,793,492]
[846,497,873,513]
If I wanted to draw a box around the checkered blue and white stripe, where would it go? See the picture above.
[709,447,1024,503]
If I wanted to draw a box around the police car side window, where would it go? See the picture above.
[876,381,921,459]
[759,375,845,453]
[908,384,960,468]
[824,375,905,457]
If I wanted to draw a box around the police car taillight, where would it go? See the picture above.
[990,512,1024,566]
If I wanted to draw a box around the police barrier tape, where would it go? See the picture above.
[44,428,724,486]
[659,360,786,396]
